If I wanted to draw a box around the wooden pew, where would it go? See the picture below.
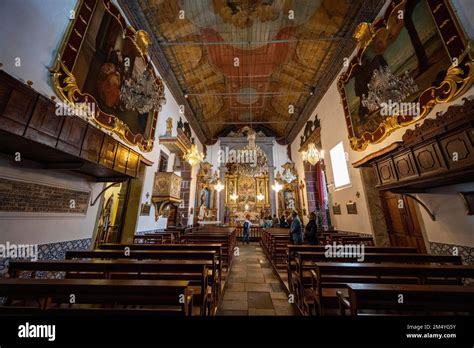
[133,231,175,244]
[0,278,192,315]
[182,230,236,270]
[309,263,474,315]
[65,249,219,313]
[286,246,418,293]
[292,252,462,315]
[338,284,474,315]
[97,243,223,309]
[8,259,211,315]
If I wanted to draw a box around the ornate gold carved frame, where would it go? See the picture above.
[338,0,473,151]
[50,0,165,152]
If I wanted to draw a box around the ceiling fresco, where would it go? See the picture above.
[131,0,381,142]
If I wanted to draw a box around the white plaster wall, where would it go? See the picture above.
[0,0,204,237]
[0,158,103,245]
[135,76,204,231]
[416,183,474,247]
[290,0,474,243]
[0,0,77,98]
[291,81,374,235]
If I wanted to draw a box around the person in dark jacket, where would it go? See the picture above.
[304,212,318,245]
[279,215,288,228]
[289,211,303,245]
[243,214,251,244]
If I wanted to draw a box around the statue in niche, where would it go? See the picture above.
[165,117,173,136]
[198,188,209,220]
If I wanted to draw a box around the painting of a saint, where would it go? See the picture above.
[198,188,210,219]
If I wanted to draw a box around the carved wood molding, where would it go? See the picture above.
[360,97,474,191]
[402,97,474,144]
[298,116,322,152]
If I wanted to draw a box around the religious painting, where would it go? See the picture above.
[51,0,166,152]
[346,201,358,214]
[338,0,473,151]
[332,203,342,215]
[238,177,256,204]
[140,203,151,216]
[283,189,296,211]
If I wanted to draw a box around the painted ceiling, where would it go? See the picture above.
[130,0,381,143]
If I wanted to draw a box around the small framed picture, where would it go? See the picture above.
[140,203,151,216]
[332,204,341,215]
[346,201,357,214]
[459,192,474,215]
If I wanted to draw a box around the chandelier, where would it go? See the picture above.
[235,131,268,177]
[301,143,323,165]
[361,66,418,113]
[120,66,166,114]
[184,144,204,166]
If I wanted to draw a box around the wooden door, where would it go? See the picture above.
[380,191,427,253]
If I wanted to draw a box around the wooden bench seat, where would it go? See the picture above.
[286,246,418,292]
[97,243,223,293]
[292,252,463,315]
[7,259,213,315]
[65,249,219,314]
[306,262,474,315]
[0,278,192,315]
[338,283,474,315]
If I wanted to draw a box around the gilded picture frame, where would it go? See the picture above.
[50,0,166,152]
[338,0,473,151]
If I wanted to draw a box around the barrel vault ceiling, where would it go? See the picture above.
[121,0,384,144]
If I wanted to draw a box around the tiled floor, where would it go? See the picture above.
[217,243,296,316]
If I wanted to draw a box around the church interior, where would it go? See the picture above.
[0,0,473,344]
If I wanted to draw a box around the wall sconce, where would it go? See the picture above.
[230,193,238,201]
[256,193,264,201]
[271,182,283,193]
[214,181,224,192]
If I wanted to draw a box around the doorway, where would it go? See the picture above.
[380,191,427,253]
[94,180,130,247]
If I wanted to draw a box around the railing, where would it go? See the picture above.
[236,226,263,241]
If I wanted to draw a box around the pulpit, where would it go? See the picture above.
[152,172,182,221]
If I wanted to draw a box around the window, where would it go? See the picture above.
[158,152,169,172]
[329,142,350,189]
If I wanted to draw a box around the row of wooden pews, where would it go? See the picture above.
[289,244,474,316]
[261,229,375,270]
[133,227,184,244]
[181,227,237,271]
[0,228,237,317]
